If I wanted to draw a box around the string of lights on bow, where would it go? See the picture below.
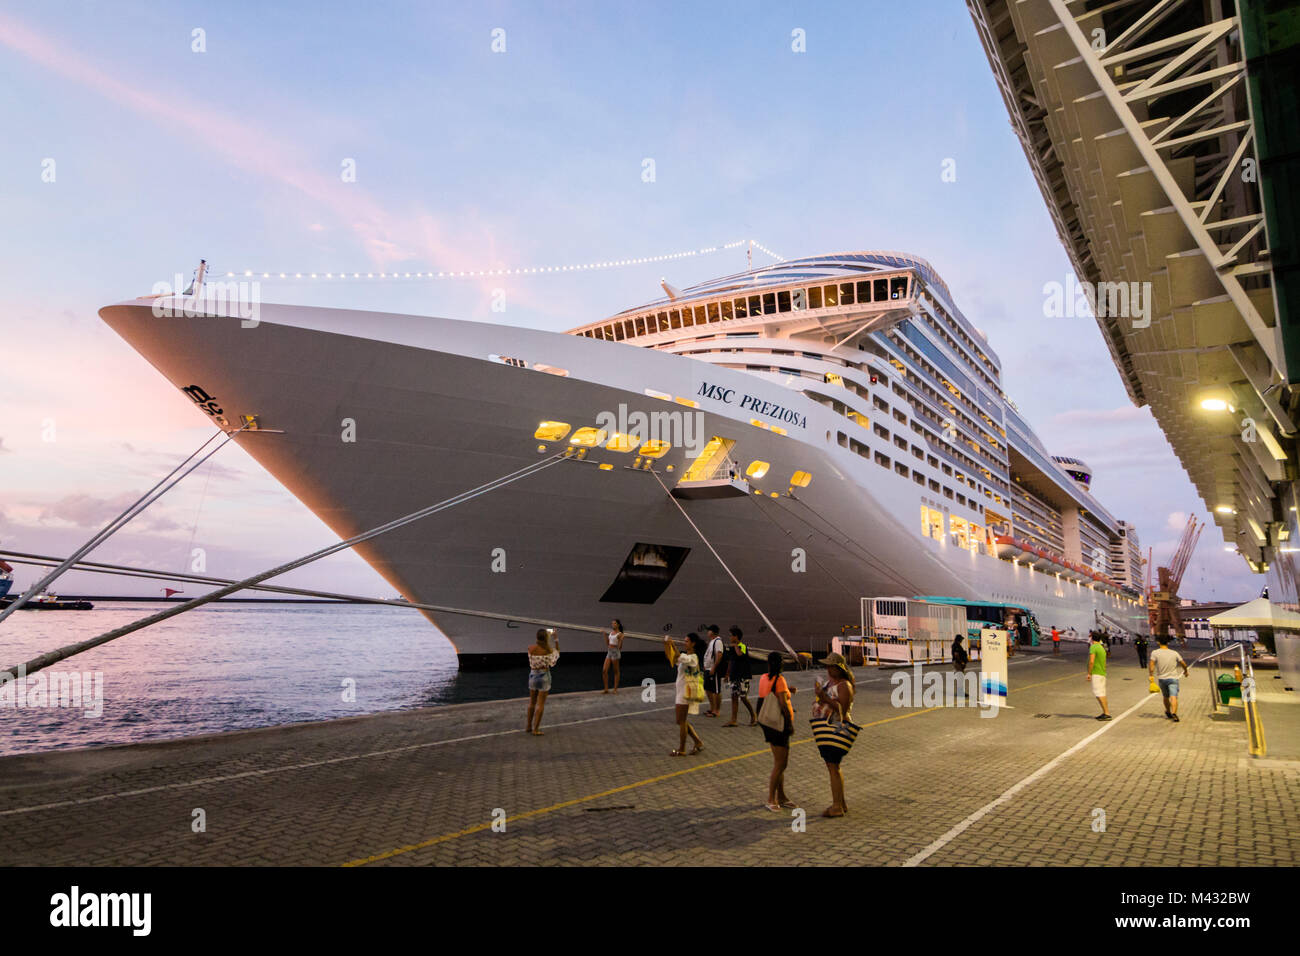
[220,238,785,281]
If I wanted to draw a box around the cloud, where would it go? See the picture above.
[38,493,182,533]
[0,12,511,273]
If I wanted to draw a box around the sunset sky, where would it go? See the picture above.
[0,0,1258,603]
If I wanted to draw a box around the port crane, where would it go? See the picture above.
[1147,516,1203,642]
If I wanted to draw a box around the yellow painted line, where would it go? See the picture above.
[341,671,1112,866]
[340,705,945,866]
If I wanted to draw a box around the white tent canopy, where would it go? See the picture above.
[1206,597,1300,630]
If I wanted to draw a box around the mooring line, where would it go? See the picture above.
[1,453,566,678]
[0,425,245,623]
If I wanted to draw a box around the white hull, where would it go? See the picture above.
[101,298,1147,664]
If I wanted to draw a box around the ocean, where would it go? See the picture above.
[0,603,667,756]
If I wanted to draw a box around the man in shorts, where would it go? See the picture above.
[702,625,726,717]
[1087,632,1111,720]
[1148,637,1189,722]
[1051,626,1060,655]
[721,626,756,726]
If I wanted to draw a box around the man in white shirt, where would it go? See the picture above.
[702,625,726,718]
[1148,637,1190,722]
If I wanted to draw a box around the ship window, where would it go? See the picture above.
[824,372,843,386]
[749,418,770,430]
[950,516,970,550]
[823,285,839,307]
[922,506,943,541]
[707,302,720,322]
[791,470,812,487]
[644,388,671,401]
[876,452,890,468]
[761,293,776,314]
[746,461,770,479]
[674,396,699,408]
[848,410,869,429]
[837,431,848,448]
[912,446,924,460]
[891,277,907,299]
[749,295,762,316]
[895,462,909,478]
[635,316,647,336]
[606,432,638,453]
[694,305,707,325]
[913,472,925,486]
[874,278,887,301]
[656,311,668,330]
[857,280,871,302]
[929,479,941,492]
[734,298,747,319]
[809,286,823,309]
[612,323,625,341]
[569,427,608,447]
[534,421,571,441]
[894,436,908,451]
[777,290,791,313]
[839,282,855,305]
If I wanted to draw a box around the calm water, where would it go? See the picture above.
[0,603,665,756]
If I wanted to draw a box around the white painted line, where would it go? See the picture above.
[0,704,674,817]
[0,655,1047,818]
[900,691,1155,866]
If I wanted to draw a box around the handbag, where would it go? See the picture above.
[682,660,707,703]
[1148,677,1159,693]
[757,677,788,731]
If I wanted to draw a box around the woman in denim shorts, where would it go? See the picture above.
[526,629,560,735]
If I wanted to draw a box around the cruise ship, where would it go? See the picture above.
[101,252,1148,666]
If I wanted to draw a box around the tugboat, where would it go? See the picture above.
[0,586,94,611]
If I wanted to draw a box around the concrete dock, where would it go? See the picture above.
[1,643,1296,866]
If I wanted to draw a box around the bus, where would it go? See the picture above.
[916,596,1041,648]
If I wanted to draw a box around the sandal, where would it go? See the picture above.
[764,803,782,812]
[670,749,686,756]
[722,722,738,727]
[821,808,845,818]
[689,744,704,755]
[779,801,797,809]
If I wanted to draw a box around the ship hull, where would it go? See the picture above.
[100,299,1147,666]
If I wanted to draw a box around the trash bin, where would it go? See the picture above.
[1216,673,1242,706]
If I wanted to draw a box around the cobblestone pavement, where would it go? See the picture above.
[0,645,1295,866]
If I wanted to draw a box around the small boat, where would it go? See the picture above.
[0,591,94,611]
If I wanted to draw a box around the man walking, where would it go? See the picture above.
[1051,626,1061,655]
[721,626,756,726]
[1148,637,1190,722]
[702,625,726,718]
[1087,632,1111,720]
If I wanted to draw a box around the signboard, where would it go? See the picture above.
[980,628,1008,709]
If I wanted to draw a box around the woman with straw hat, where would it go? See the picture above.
[809,652,860,818]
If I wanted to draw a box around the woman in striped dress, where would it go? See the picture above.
[809,652,860,818]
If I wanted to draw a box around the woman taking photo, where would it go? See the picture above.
[525,628,559,736]
[664,633,706,756]
[601,618,625,694]
[810,652,859,818]
[756,652,796,811]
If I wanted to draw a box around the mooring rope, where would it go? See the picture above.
[650,470,799,660]
[1,452,567,678]
[0,425,247,624]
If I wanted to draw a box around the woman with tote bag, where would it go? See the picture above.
[756,652,797,811]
